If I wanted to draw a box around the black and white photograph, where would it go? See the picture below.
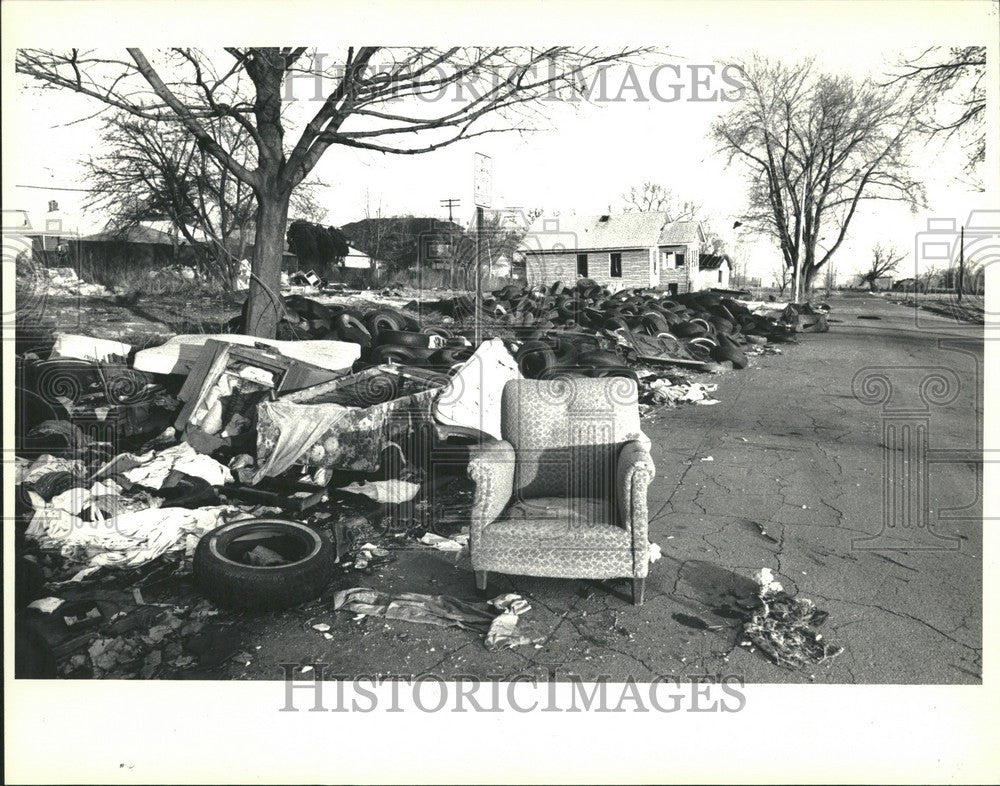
[3,0,997,782]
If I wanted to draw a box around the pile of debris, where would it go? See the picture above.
[14,282,832,676]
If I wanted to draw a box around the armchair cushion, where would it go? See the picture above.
[486,497,626,549]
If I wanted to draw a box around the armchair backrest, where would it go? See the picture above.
[501,377,644,500]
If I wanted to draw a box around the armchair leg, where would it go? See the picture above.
[632,578,645,606]
[475,571,488,592]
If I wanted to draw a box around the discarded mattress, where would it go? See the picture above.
[50,333,132,363]
[132,334,361,376]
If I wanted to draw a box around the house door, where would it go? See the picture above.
[668,283,678,296]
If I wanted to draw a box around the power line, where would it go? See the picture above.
[15,184,95,192]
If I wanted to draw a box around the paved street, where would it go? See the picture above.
[239,295,983,684]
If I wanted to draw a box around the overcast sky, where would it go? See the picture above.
[4,0,995,283]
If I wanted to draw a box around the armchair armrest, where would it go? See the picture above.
[467,438,516,543]
[616,440,655,572]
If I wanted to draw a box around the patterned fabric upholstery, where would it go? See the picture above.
[501,377,646,499]
[469,378,655,583]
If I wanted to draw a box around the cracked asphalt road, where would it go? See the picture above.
[235,294,983,684]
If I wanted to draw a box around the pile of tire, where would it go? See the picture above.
[357,321,474,373]
[267,287,822,382]
[439,280,810,377]
[270,296,467,373]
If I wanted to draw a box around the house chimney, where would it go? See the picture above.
[48,200,59,212]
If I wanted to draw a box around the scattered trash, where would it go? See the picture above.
[340,479,421,504]
[28,597,65,614]
[245,545,290,566]
[753,567,784,597]
[743,568,843,668]
[26,503,239,581]
[333,587,497,632]
[418,532,467,551]
[110,442,233,490]
[484,608,543,651]
[14,280,833,679]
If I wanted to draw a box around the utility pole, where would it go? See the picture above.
[957,225,964,302]
[792,178,807,304]
[440,198,460,224]
[473,154,493,347]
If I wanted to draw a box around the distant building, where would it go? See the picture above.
[696,253,733,291]
[521,212,708,294]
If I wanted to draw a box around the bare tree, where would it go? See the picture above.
[621,181,698,219]
[19,47,649,336]
[772,260,791,295]
[858,243,905,290]
[86,113,326,287]
[712,56,926,293]
[918,263,940,293]
[85,114,254,286]
[886,46,986,186]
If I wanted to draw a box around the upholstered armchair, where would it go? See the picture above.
[468,377,655,605]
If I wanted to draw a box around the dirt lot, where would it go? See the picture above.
[883,291,986,325]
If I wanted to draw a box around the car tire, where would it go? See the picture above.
[371,344,434,365]
[364,308,408,336]
[193,519,334,611]
[516,340,558,378]
[377,329,432,348]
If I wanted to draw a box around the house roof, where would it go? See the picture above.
[524,212,672,252]
[524,212,705,253]
[658,220,704,246]
[699,252,733,271]
[78,225,179,245]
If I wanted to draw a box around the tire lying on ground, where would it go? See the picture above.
[370,344,435,365]
[194,519,334,611]
[429,346,474,367]
[377,329,434,348]
[577,349,627,368]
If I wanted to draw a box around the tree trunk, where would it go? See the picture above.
[244,192,290,337]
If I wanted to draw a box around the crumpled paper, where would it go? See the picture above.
[484,593,544,651]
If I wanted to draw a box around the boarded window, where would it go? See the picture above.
[577,253,588,277]
[610,252,622,278]
[675,252,685,268]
